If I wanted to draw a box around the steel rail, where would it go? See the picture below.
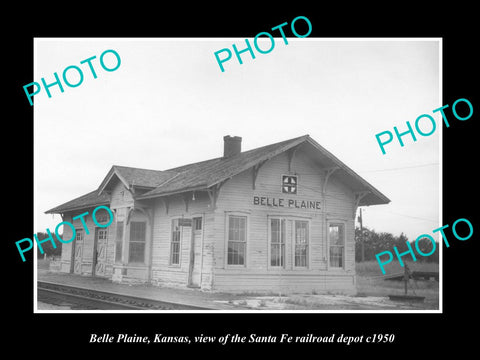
[37,281,210,310]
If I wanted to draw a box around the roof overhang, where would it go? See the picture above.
[45,190,110,215]
[302,137,390,206]
[97,166,130,196]
[46,135,390,214]
[136,135,390,206]
[45,201,110,215]
[137,185,210,200]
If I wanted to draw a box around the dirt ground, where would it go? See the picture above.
[214,261,439,311]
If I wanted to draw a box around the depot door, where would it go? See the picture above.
[73,241,83,274]
[93,228,108,277]
[189,217,203,287]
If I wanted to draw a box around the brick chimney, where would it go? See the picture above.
[223,135,242,157]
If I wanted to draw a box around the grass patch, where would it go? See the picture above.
[37,258,51,270]
[283,297,312,308]
[356,260,439,309]
[356,260,439,277]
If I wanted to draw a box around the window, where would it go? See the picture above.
[115,221,123,263]
[227,215,247,266]
[170,219,181,265]
[193,217,202,231]
[295,220,309,267]
[129,221,146,263]
[270,218,285,267]
[329,223,345,268]
[75,228,84,242]
[98,228,108,241]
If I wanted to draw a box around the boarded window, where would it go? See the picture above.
[178,218,192,227]
[115,221,123,263]
[270,218,285,267]
[329,223,345,268]
[227,215,246,266]
[170,219,181,265]
[295,220,309,267]
[129,221,146,263]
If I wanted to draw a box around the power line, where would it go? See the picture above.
[359,163,439,173]
[385,211,438,223]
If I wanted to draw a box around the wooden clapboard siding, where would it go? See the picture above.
[49,135,389,293]
[105,220,115,276]
[211,149,356,292]
[149,192,213,287]
[324,177,355,217]
[119,209,150,281]
[54,146,357,293]
[200,211,216,289]
[122,266,149,281]
[213,272,356,294]
[59,219,73,273]
[108,178,151,282]
[345,218,355,272]
[58,210,116,276]
[60,262,71,273]
[110,180,133,208]
[60,215,73,266]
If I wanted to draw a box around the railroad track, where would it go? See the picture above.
[37,281,210,310]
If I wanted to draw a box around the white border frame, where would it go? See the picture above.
[33,37,443,314]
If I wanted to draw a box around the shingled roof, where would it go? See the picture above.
[138,135,310,199]
[97,165,179,193]
[45,190,110,214]
[45,134,390,214]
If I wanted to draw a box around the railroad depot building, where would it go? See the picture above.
[46,135,389,294]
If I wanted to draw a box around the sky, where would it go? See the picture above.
[34,38,441,242]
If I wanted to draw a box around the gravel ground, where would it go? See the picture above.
[37,268,439,311]
[37,301,72,310]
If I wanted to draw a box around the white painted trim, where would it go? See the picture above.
[168,217,183,268]
[267,215,311,270]
[326,219,348,270]
[224,212,250,269]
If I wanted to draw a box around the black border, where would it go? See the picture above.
[6,5,479,355]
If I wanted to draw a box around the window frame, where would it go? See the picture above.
[128,221,146,264]
[268,217,286,269]
[75,228,84,243]
[267,216,310,270]
[225,212,249,268]
[327,220,346,269]
[193,216,203,232]
[293,219,309,268]
[170,218,182,266]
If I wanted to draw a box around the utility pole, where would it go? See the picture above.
[358,208,364,262]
